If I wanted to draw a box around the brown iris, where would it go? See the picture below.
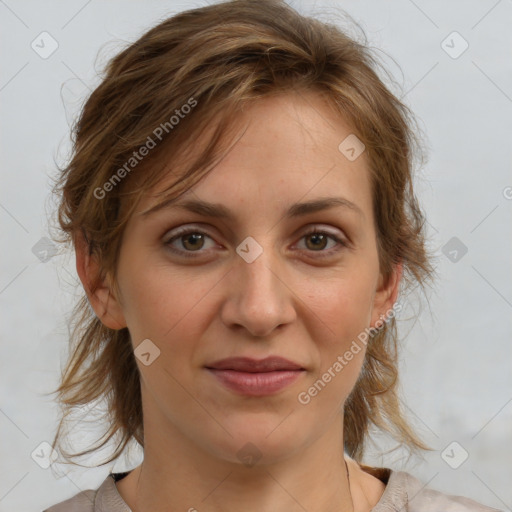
[305,233,328,251]
[181,233,205,251]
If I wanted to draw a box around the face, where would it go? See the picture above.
[85,91,399,465]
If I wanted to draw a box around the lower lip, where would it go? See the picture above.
[206,369,304,396]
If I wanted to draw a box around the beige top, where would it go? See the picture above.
[43,466,503,512]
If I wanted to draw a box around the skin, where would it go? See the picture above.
[78,91,401,512]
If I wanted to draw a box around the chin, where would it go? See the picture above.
[199,416,310,467]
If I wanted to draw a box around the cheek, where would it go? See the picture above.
[299,271,375,401]
[118,264,217,354]
[299,283,372,413]
[301,272,376,342]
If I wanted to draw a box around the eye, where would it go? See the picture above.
[163,225,348,258]
[296,228,347,256]
[164,228,217,256]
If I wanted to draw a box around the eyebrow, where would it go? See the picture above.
[141,196,364,220]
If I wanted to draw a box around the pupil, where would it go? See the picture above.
[308,233,326,250]
[184,234,203,250]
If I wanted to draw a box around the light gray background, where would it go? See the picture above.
[1,1,511,511]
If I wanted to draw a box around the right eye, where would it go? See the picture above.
[164,228,218,256]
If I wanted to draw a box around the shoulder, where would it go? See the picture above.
[43,472,128,512]
[376,469,504,512]
[43,488,97,512]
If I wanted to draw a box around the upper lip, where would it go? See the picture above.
[205,356,304,372]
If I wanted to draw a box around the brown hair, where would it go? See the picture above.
[50,0,434,467]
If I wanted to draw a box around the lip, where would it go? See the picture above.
[205,357,305,396]
[206,356,304,372]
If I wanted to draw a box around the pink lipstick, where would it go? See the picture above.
[205,356,305,396]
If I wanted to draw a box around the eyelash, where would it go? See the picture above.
[163,226,348,259]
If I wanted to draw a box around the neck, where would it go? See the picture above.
[120,413,357,512]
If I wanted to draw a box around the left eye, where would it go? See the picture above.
[297,230,343,252]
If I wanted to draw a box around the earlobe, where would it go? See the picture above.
[74,231,127,330]
[370,261,403,328]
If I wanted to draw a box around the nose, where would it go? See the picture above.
[220,243,296,338]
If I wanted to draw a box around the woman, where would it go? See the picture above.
[44,0,502,510]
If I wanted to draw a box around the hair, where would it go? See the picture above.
[50,0,435,467]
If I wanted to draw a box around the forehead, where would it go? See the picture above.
[136,91,372,220]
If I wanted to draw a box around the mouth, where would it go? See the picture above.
[205,356,306,396]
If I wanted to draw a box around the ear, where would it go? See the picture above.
[370,261,402,328]
[74,231,127,330]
